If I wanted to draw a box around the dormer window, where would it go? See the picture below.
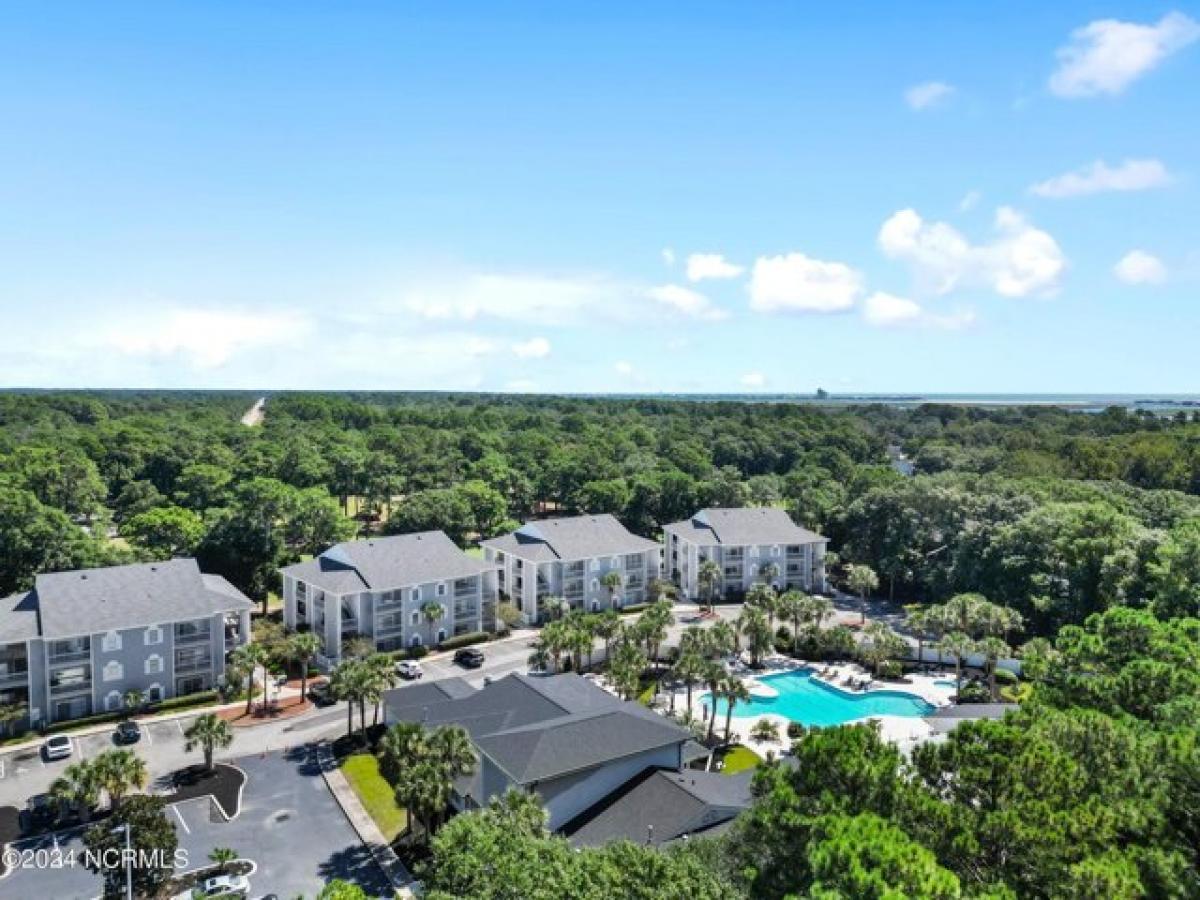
[101,630,122,653]
[144,625,163,646]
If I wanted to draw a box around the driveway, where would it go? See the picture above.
[0,748,391,899]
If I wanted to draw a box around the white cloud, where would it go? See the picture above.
[1114,250,1167,285]
[1029,158,1171,198]
[748,253,863,314]
[861,292,976,330]
[685,253,745,281]
[904,81,955,110]
[511,337,551,358]
[91,307,314,369]
[879,206,1065,298]
[1049,12,1200,98]
[403,273,640,326]
[959,190,982,212]
[740,371,766,388]
[661,247,676,267]
[646,284,728,320]
[614,360,634,376]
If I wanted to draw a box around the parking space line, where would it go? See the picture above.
[144,726,153,746]
[176,720,185,734]
[173,804,191,834]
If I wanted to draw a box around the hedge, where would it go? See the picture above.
[438,631,490,651]
[44,690,222,734]
[619,603,650,615]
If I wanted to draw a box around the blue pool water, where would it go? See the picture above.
[703,668,935,727]
[934,679,957,688]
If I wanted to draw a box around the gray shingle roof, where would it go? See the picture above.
[564,767,752,847]
[384,673,691,786]
[0,591,40,644]
[280,530,494,594]
[664,507,826,546]
[33,558,253,639]
[479,515,660,562]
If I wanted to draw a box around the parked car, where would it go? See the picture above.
[200,873,251,897]
[24,793,58,833]
[395,660,423,680]
[454,647,485,669]
[42,734,72,761]
[306,681,336,707]
[114,720,141,744]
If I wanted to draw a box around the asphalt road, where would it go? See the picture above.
[0,748,390,899]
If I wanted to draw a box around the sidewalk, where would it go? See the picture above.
[316,743,416,897]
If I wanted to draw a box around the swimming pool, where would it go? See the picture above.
[703,668,935,727]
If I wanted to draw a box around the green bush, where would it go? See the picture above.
[406,645,429,660]
[786,721,805,740]
[620,603,650,615]
[44,690,222,733]
[157,690,219,712]
[878,660,904,680]
[438,631,489,651]
[957,681,991,703]
[994,667,1018,685]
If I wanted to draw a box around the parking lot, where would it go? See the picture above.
[0,748,391,899]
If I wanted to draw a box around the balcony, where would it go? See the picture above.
[50,677,92,697]
[48,649,91,666]
[0,667,29,687]
[174,656,213,675]
[564,562,585,577]
[174,628,212,646]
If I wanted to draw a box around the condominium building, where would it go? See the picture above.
[279,530,498,665]
[664,507,828,601]
[480,515,661,624]
[0,558,253,727]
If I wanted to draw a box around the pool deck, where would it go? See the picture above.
[681,655,958,753]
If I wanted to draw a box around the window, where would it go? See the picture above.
[146,684,162,703]
[103,661,123,682]
[436,629,446,644]
[410,611,420,626]
[409,635,422,649]
[145,654,163,675]
[410,588,420,603]
[144,625,163,646]
[772,545,781,557]
[591,600,599,613]
[610,556,619,568]
[105,691,122,712]
[101,631,122,653]
[591,579,599,592]
[436,583,447,597]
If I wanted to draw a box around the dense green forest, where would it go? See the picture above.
[2,392,1198,635]
[2,391,1200,896]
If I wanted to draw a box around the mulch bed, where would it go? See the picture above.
[166,763,246,819]
[218,695,312,728]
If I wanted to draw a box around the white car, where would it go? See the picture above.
[200,873,250,897]
[42,735,72,761]
[395,660,423,680]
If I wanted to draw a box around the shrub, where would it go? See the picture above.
[957,681,991,703]
[786,721,805,740]
[775,625,792,644]
[878,660,904,680]
[994,667,1018,685]
[438,631,489,651]
[406,645,429,660]
[619,603,650,615]
[818,626,856,660]
[749,719,780,744]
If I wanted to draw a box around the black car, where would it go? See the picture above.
[454,647,485,669]
[307,681,336,706]
[114,720,141,744]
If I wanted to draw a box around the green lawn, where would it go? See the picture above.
[341,753,407,842]
[464,546,484,558]
[721,745,762,775]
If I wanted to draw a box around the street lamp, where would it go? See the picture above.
[110,821,132,900]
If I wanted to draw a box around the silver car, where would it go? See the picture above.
[42,735,72,761]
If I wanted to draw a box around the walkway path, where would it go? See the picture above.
[240,396,266,426]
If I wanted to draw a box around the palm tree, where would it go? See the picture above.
[697,558,722,612]
[707,620,738,658]
[230,642,268,715]
[0,700,26,738]
[541,620,569,672]
[702,661,724,742]
[719,674,752,743]
[122,689,143,716]
[977,635,1011,701]
[593,609,621,664]
[942,592,988,636]
[758,560,780,587]
[672,646,705,713]
[183,714,234,772]
[609,640,646,701]
[93,749,147,810]
[906,607,935,667]
[287,632,323,702]
[330,658,369,739]
[389,725,477,842]
[50,760,99,823]
[846,564,879,624]
[421,601,446,647]
[939,632,978,700]
[426,725,476,829]
[208,847,238,874]
[487,787,548,836]
[746,583,778,632]
[379,721,427,786]
[806,593,834,635]
[778,591,806,654]
[366,653,397,728]
[600,571,623,609]
[858,621,907,677]
[527,641,550,672]
[737,606,773,667]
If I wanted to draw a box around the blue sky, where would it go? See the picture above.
[1,2,1197,393]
